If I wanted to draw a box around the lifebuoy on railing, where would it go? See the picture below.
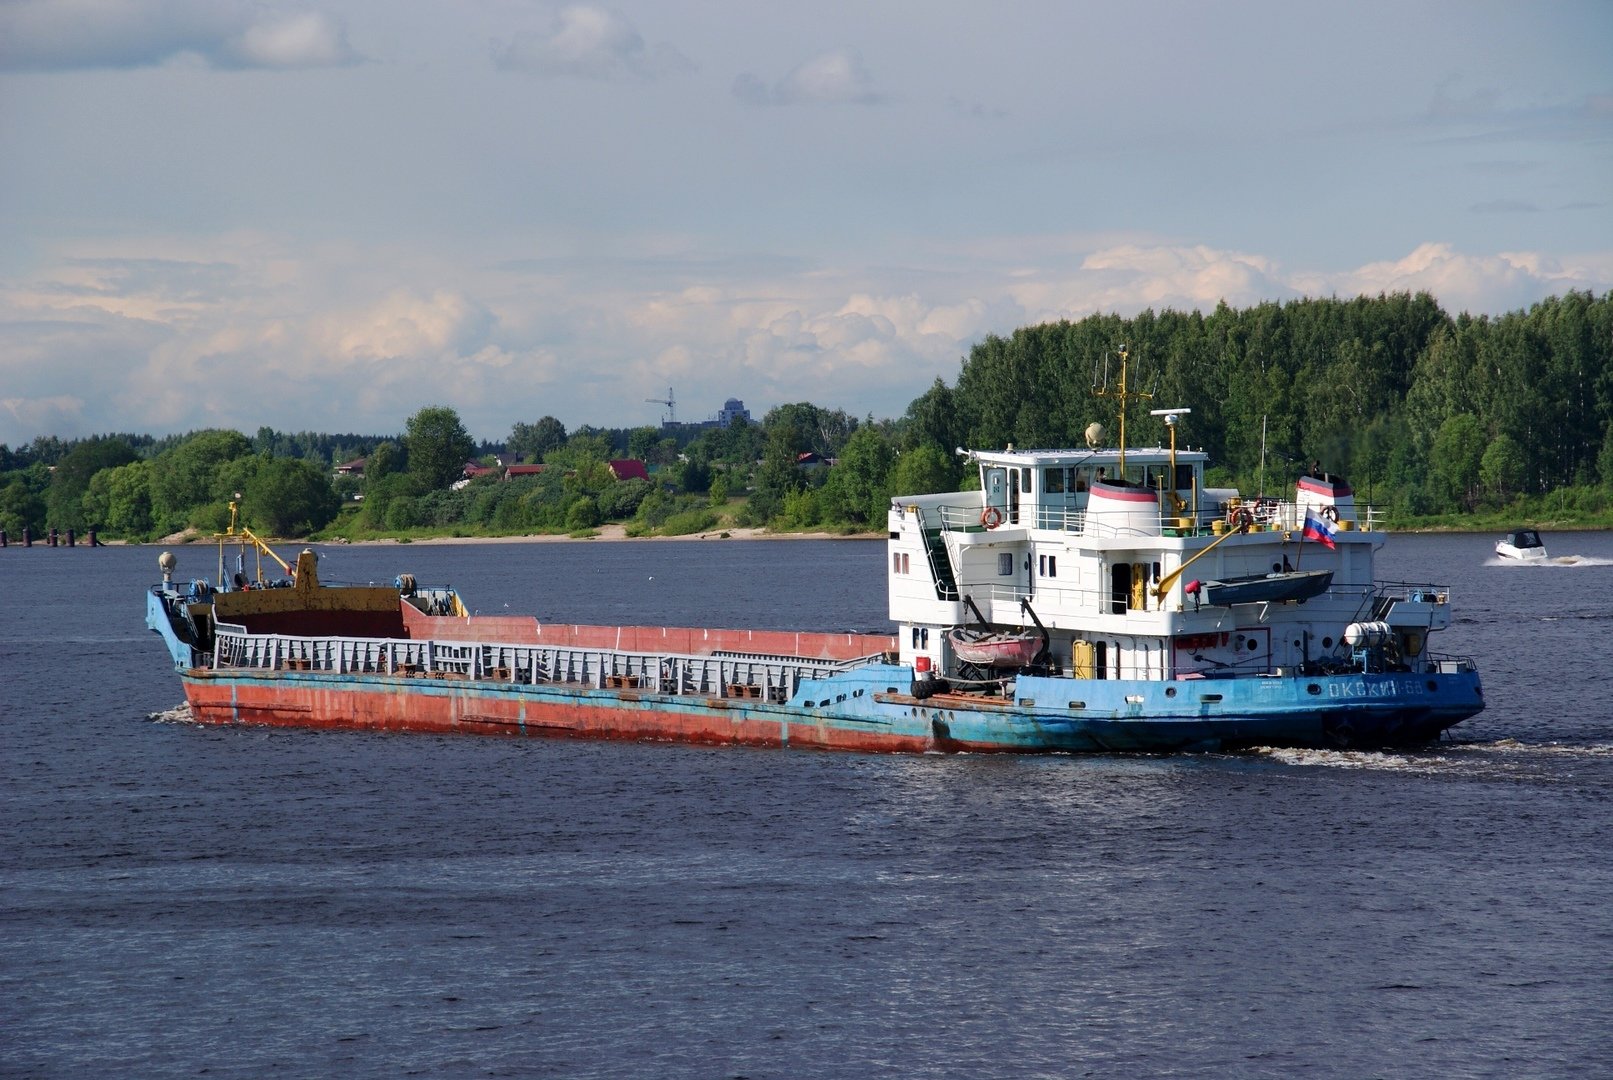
[981,506,1004,529]
[1229,506,1254,529]
[1321,505,1339,523]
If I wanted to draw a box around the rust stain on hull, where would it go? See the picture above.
[189,672,934,754]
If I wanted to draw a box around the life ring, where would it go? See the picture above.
[1229,506,1254,529]
[1321,505,1339,523]
[981,506,1004,529]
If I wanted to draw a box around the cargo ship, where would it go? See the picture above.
[146,371,1484,753]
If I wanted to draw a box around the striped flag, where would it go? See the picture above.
[1302,509,1338,549]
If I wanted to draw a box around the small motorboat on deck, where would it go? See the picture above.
[1193,569,1334,607]
[1496,529,1548,562]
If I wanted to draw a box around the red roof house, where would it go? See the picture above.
[607,459,650,482]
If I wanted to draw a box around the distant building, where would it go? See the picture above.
[656,394,752,431]
[334,457,366,477]
[716,399,751,427]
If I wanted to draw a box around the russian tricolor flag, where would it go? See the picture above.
[1303,509,1338,549]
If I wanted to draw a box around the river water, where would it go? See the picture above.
[2,534,1611,1078]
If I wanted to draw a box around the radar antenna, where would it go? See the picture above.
[1094,346,1151,474]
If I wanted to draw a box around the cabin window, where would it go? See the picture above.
[1020,468,1032,493]
[1074,468,1090,493]
[1175,463,1194,490]
[1044,468,1065,494]
[998,553,1013,576]
[1039,554,1058,578]
[893,553,900,573]
[903,553,910,573]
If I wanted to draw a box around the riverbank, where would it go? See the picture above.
[343,525,882,545]
[128,524,883,547]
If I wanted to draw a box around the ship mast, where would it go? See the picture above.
[1095,345,1151,476]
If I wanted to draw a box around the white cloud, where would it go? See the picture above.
[0,0,360,71]
[734,49,884,107]
[0,234,1608,447]
[492,5,691,81]
[226,10,355,70]
[1308,242,1612,315]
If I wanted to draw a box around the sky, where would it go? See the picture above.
[1,0,1610,448]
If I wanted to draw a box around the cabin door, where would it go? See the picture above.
[1108,563,1131,614]
[984,468,1009,525]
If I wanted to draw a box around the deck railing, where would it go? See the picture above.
[931,499,1384,538]
[210,623,888,704]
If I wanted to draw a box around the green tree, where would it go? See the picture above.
[888,444,959,499]
[1430,413,1485,509]
[0,476,46,537]
[901,377,966,456]
[46,436,138,530]
[708,471,731,506]
[566,496,601,530]
[508,416,568,461]
[1479,434,1527,503]
[404,406,475,490]
[749,433,805,523]
[819,426,895,526]
[366,440,403,482]
[83,460,154,537]
[598,477,652,519]
[149,430,253,532]
[243,456,341,536]
[626,426,660,462]
[1599,424,1613,488]
[106,461,155,536]
[676,458,712,494]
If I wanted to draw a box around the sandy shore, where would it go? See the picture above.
[370,525,881,545]
[139,524,881,546]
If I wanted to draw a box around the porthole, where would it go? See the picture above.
[1427,680,1438,692]
[1307,683,1321,696]
[1322,637,1334,648]
[1165,687,1177,698]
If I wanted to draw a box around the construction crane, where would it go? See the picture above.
[645,387,676,425]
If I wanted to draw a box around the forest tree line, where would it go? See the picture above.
[2,290,1611,541]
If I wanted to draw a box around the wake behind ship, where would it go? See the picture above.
[146,374,1483,754]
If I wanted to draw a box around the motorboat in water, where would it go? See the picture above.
[1496,529,1548,562]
